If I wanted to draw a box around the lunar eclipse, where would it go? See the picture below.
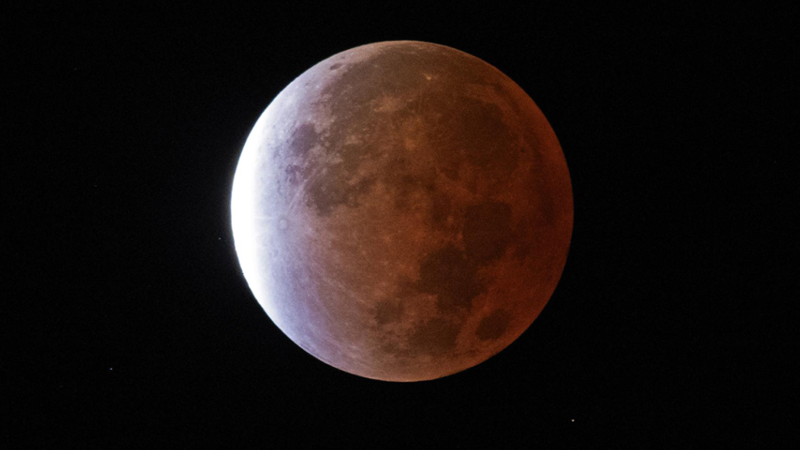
[231,41,573,381]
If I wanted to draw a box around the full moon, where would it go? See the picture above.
[231,41,573,381]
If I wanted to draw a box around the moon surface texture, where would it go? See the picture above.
[231,41,572,381]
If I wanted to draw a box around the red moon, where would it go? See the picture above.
[231,41,573,381]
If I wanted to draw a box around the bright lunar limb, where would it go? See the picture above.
[231,41,573,381]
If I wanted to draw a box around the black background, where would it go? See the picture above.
[6,4,794,448]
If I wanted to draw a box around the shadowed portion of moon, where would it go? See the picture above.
[231,41,573,381]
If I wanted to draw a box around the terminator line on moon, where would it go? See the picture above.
[231,41,573,381]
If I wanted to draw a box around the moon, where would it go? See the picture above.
[231,41,573,381]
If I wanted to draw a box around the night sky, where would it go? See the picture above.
[7,5,794,447]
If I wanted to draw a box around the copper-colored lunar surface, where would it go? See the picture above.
[231,41,573,381]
